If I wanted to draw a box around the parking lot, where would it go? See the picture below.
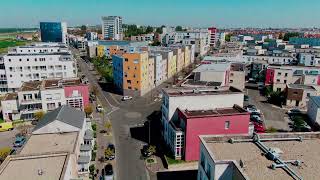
[245,87,290,131]
[0,125,34,154]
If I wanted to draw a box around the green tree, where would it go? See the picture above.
[80,25,87,31]
[145,26,154,34]
[34,111,45,121]
[225,34,231,42]
[175,26,183,31]
[278,33,283,39]
[156,27,163,34]
[151,39,161,46]
[89,164,95,177]
[105,121,112,133]
[283,32,300,41]
[147,145,156,155]
[292,116,305,132]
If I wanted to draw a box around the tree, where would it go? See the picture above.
[278,33,283,39]
[84,105,93,117]
[34,111,45,121]
[89,164,95,177]
[151,39,161,46]
[156,27,163,34]
[145,26,154,34]
[91,85,99,96]
[225,34,232,42]
[292,116,305,132]
[175,26,183,31]
[80,25,87,31]
[283,32,300,41]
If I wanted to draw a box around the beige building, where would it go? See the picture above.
[285,84,318,108]
[229,63,245,90]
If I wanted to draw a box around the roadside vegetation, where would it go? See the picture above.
[0,38,28,54]
[91,56,113,82]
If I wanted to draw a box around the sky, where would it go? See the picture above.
[0,0,319,28]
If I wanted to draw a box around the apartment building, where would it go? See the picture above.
[101,16,123,40]
[150,53,166,86]
[298,53,320,66]
[131,33,154,42]
[208,27,218,47]
[198,133,320,180]
[0,43,77,93]
[1,78,89,121]
[112,51,153,96]
[265,65,320,92]
[285,84,318,108]
[161,87,244,159]
[170,105,250,161]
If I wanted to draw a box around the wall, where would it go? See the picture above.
[1,99,19,121]
[41,88,66,112]
[184,114,249,161]
[167,93,244,122]
[265,68,275,85]
[229,71,245,90]
[307,98,320,125]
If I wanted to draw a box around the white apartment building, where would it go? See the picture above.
[1,78,89,121]
[161,87,244,158]
[0,43,77,93]
[299,53,320,66]
[131,33,155,42]
[102,16,123,40]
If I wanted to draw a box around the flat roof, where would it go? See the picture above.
[0,152,69,180]
[287,84,316,90]
[163,86,242,97]
[6,52,71,56]
[44,78,82,89]
[3,93,18,101]
[179,105,248,118]
[193,63,230,73]
[20,81,42,91]
[201,133,320,180]
[20,132,78,155]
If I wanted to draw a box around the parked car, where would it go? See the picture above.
[0,122,14,132]
[250,112,261,117]
[9,149,16,155]
[104,164,114,180]
[251,115,263,124]
[141,145,154,157]
[13,136,26,147]
[96,105,104,112]
[105,144,115,160]
[122,96,133,101]
[287,108,301,115]
[246,107,261,114]
[254,122,265,133]
[257,82,265,90]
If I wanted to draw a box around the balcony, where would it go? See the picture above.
[20,108,42,114]
[20,99,42,105]
[84,129,94,141]
[78,155,91,164]
[80,144,92,152]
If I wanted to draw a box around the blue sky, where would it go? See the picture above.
[0,0,319,28]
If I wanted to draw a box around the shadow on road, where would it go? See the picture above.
[156,170,198,180]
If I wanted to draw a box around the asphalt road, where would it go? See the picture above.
[76,50,163,180]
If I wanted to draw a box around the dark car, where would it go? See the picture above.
[13,136,26,147]
[105,144,115,160]
[141,145,152,157]
[104,164,114,180]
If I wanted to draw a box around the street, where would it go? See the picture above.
[76,50,163,180]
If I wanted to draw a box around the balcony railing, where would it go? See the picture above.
[20,99,42,105]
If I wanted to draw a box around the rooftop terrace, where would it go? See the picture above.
[180,105,248,118]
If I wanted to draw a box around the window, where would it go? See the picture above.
[127,80,131,84]
[277,72,281,76]
[284,80,287,83]
[133,59,139,64]
[19,59,22,62]
[8,59,11,62]
[225,121,230,129]
[230,80,233,83]
[285,73,288,77]
[205,162,211,179]
[125,58,128,62]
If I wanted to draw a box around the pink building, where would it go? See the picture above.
[265,68,275,85]
[208,27,218,47]
[64,84,90,109]
[172,105,250,161]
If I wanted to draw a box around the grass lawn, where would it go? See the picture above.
[165,155,185,165]
[0,119,4,123]
[0,38,28,54]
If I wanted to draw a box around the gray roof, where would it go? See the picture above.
[33,106,85,132]
[80,144,92,151]
[310,96,320,107]
[84,129,94,140]
[193,63,231,73]
[78,155,91,164]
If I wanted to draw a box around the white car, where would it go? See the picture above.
[122,96,133,101]
[96,105,104,112]
[246,107,261,114]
